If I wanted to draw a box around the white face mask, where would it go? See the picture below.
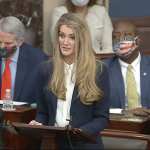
[71,0,90,7]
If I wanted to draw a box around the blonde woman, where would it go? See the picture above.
[50,0,113,54]
[30,13,110,149]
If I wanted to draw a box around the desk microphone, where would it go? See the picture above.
[66,115,72,130]
[0,118,17,135]
[0,110,4,131]
[66,116,74,150]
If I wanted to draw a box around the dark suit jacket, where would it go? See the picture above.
[26,61,110,149]
[104,54,150,109]
[0,43,48,103]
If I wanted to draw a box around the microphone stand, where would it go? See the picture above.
[66,116,74,150]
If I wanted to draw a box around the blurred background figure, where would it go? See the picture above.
[0,16,47,104]
[105,20,150,117]
[0,0,42,49]
[50,0,113,54]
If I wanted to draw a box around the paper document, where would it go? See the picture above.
[0,100,28,106]
[109,108,123,114]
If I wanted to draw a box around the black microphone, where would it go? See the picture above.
[0,110,4,132]
[66,116,74,150]
[66,115,72,130]
[0,110,3,123]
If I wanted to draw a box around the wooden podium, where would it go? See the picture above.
[8,122,96,150]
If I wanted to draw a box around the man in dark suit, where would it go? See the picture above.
[105,20,150,116]
[0,16,47,104]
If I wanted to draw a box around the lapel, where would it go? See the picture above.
[49,92,57,120]
[14,44,28,100]
[111,58,126,107]
[71,86,79,105]
[140,55,150,106]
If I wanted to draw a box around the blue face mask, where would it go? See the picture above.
[0,46,17,58]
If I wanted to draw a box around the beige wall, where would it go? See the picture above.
[43,0,65,53]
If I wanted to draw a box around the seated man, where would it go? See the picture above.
[0,16,48,104]
[105,20,150,116]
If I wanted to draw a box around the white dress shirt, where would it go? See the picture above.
[119,53,141,107]
[55,63,75,127]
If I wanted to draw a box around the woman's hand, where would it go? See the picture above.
[29,120,42,125]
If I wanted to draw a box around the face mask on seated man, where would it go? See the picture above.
[113,35,138,59]
[0,31,21,58]
[0,44,17,58]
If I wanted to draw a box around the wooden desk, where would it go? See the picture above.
[2,106,36,150]
[102,114,150,150]
[2,108,150,149]
[107,114,150,134]
[3,106,36,122]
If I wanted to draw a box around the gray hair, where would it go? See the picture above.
[0,16,25,40]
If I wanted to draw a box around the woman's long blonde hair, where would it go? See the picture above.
[49,13,103,105]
